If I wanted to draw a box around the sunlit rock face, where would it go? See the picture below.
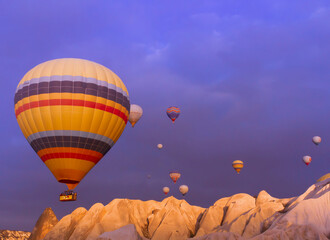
[31,178,329,240]
[28,208,58,240]
[317,173,330,182]
[0,230,31,240]
[192,179,330,240]
[42,197,205,240]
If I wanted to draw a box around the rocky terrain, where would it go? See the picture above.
[0,230,30,240]
[22,177,329,240]
[3,177,328,240]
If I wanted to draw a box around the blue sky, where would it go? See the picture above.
[0,0,329,231]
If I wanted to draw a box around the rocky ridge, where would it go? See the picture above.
[28,178,329,240]
[0,230,31,240]
[28,208,58,240]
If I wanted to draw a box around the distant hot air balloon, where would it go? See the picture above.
[157,144,163,149]
[169,171,181,183]
[163,187,170,195]
[302,156,312,166]
[128,104,143,127]
[14,58,130,201]
[179,185,189,196]
[312,136,321,146]
[232,160,244,174]
[166,107,180,123]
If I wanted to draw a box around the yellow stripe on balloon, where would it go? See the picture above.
[17,58,129,96]
[45,158,96,182]
[51,169,88,184]
[106,103,127,143]
[16,105,126,140]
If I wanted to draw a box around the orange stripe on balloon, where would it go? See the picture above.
[15,99,128,123]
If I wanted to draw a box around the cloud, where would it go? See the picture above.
[145,43,170,63]
[310,7,329,18]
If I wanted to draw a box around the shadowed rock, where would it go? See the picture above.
[96,224,148,240]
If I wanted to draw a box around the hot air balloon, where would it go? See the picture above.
[302,156,312,166]
[169,171,181,183]
[157,144,163,149]
[128,104,143,127]
[312,136,321,145]
[179,185,189,196]
[232,160,244,174]
[14,58,130,201]
[166,107,180,123]
[163,187,170,195]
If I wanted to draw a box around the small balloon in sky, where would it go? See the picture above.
[163,187,170,195]
[128,104,143,127]
[232,160,244,174]
[179,185,189,196]
[157,144,163,149]
[169,171,181,183]
[166,106,180,123]
[312,136,321,146]
[302,156,312,166]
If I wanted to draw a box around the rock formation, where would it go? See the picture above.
[28,208,58,240]
[96,224,147,240]
[29,178,329,240]
[0,230,31,240]
[317,173,330,182]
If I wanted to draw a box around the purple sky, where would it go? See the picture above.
[1,0,329,231]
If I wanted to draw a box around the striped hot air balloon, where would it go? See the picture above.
[14,58,130,191]
[166,106,180,123]
[169,171,181,183]
[232,160,244,174]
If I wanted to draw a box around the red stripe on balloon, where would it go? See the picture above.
[15,99,128,123]
[40,152,101,163]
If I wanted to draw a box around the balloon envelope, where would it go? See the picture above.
[312,136,321,145]
[157,144,163,149]
[179,185,189,196]
[169,171,181,183]
[232,160,244,174]
[14,58,130,190]
[302,156,312,166]
[166,106,180,123]
[163,187,170,195]
[128,104,143,127]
